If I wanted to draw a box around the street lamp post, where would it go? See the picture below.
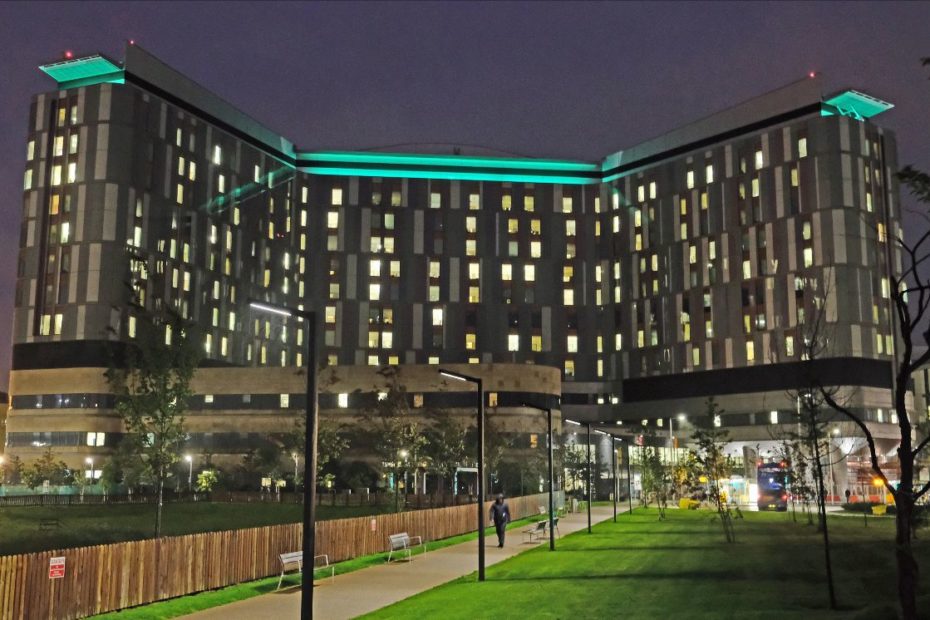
[84,456,94,501]
[250,300,318,620]
[292,452,300,499]
[184,454,193,492]
[439,369,486,581]
[521,401,557,551]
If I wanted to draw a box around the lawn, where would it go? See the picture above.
[363,509,930,619]
[0,501,391,555]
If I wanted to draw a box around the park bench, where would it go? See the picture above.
[276,551,335,590]
[387,532,424,562]
[522,520,548,543]
[38,518,60,531]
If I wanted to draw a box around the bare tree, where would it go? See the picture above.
[690,397,736,543]
[816,139,930,617]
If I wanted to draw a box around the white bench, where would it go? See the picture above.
[276,551,335,590]
[387,532,424,562]
[522,520,548,543]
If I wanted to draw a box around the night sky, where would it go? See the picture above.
[0,1,928,390]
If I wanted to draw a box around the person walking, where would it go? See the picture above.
[489,494,511,548]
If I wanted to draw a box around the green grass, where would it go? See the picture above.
[91,514,548,619]
[362,509,930,619]
[0,502,392,555]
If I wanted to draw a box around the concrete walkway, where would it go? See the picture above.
[184,505,618,620]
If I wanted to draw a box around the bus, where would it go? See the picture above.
[757,461,789,511]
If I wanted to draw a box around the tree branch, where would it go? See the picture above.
[820,387,894,496]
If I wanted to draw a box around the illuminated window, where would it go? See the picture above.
[564,289,574,305]
[746,341,755,362]
[54,136,64,157]
[524,264,535,281]
[69,134,78,154]
[508,218,519,234]
[502,194,512,210]
[466,333,476,350]
[649,181,657,199]
[564,360,575,377]
[562,196,573,213]
[755,150,764,170]
[501,264,512,281]
[469,193,480,210]
[26,140,35,161]
[565,220,576,236]
[705,164,714,184]
[176,183,184,204]
[791,167,799,187]
[429,260,440,278]
[798,137,808,158]
[370,259,381,277]
[51,165,62,186]
[332,188,343,205]
[369,283,381,300]
[466,216,477,233]
[786,336,795,357]
[532,335,542,352]
[338,393,348,408]
[637,185,645,202]
[802,221,812,240]
[468,286,480,302]
[212,145,222,165]
[567,335,578,353]
[466,239,477,256]
[430,192,441,209]
[803,248,813,268]
[23,170,32,190]
[524,195,534,211]
[530,241,541,258]
[686,170,694,189]
[563,266,574,282]
[432,308,443,326]
[751,178,760,198]
[508,334,520,351]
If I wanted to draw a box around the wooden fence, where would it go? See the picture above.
[0,491,561,620]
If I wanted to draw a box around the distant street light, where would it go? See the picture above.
[438,368,486,581]
[184,454,193,491]
[292,452,300,498]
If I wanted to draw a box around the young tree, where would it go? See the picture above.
[105,305,200,538]
[690,397,736,542]
[424,410,471,494]
[288,416,350,487]
[362,367,429,508]
[196,470,219,492]
[640,445,672,519]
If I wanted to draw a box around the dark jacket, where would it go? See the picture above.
[490,501,510,525]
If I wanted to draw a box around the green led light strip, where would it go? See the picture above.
[299,150,599,172]
[40,55,125,90]
[301,166,600,185]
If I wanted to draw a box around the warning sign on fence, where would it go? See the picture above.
[49,556,65,579]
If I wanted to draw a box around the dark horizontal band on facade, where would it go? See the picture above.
[621,357,893,402]
[11,390,561,412]
[13,341,233,371]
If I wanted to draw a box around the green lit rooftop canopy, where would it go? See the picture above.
[822,89,893,121]
[297,151,601,184]
[39,54,124,89]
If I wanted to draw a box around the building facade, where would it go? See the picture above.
[6,44,913,495]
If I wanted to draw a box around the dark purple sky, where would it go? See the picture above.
[0,1,928,390]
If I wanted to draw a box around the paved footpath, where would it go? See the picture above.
[184,505,618,620]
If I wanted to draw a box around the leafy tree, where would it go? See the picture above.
[640,445,672,519]
[196,470,219,492]
[1,454,24,485]
[361,366,429,508]
[288,417,350,487]
[424,410,471,493]
[105,304,200,538]
[23,448,72,489]
[690,398,735,543]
